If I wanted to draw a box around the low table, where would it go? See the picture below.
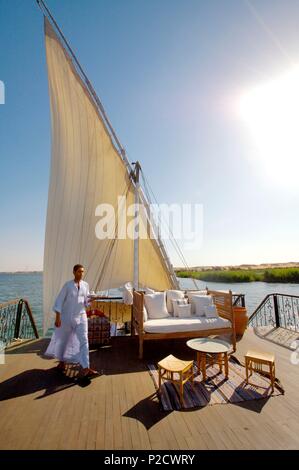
[186,338,231,381]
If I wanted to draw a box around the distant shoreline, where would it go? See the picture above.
[0,271,43,274]
[176,264,299,283]
[1,262,299,275]
[175,262,299,272]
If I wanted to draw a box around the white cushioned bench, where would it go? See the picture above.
[144,316,231,334]
[132,289,236,359]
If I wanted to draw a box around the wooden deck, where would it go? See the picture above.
[1,328,299,450]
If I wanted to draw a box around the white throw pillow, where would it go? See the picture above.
[142,287,156,321]
[176,304,192,318]
[192,295,213,317]
[144,292,170,319]
[186,290,208,313]
[166,290,185,314]
[172,298,188,317]
[204,304,219,318]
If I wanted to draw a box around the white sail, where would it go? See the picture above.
[43,17,176,334]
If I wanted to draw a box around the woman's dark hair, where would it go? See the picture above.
[73,264,84,273]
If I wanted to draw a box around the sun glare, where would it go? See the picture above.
[239,67,299,189]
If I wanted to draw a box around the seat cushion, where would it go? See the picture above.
[143,316,231,334]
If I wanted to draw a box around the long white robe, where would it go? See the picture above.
[44,280,90,368]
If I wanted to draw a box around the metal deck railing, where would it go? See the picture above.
[248,293,299,331]
[0,299,39,348]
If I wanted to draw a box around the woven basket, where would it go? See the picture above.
[88,316,111,346]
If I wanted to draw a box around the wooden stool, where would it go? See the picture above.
[158,355,194,405]
[245,350,276,392]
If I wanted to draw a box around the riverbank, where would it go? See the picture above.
[176,267,299,283]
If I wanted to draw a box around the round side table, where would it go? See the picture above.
[186,338,231,381]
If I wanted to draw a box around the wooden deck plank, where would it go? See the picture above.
[94,375,106,449]
[185,431,209,450]
[135,372,155,450]
[104,374,114,450]
[123,372,144,450]
[111,373,125,450]
[118,374,134,451]
[128,371,157,450]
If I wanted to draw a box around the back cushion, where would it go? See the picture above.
[144,292,170,319]
[166,290,185,314]
[192,295,213,317]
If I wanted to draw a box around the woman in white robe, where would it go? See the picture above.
[45,264,98,378]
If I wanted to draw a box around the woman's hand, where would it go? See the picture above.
[55,312,61,328]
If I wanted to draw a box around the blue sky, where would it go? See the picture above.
[0,0,299,271]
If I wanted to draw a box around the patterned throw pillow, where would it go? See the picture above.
[176,304,192,318]
[166,290,185,314]
[172,298,188,317]
[204,304,219,318]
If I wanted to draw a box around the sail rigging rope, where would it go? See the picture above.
[140,169,200,289]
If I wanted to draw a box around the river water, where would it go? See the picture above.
[0,272,299,335]
[179,277,299,314]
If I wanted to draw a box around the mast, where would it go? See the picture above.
[132,162,141,290]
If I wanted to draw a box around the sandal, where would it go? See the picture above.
[55,362,66,372]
